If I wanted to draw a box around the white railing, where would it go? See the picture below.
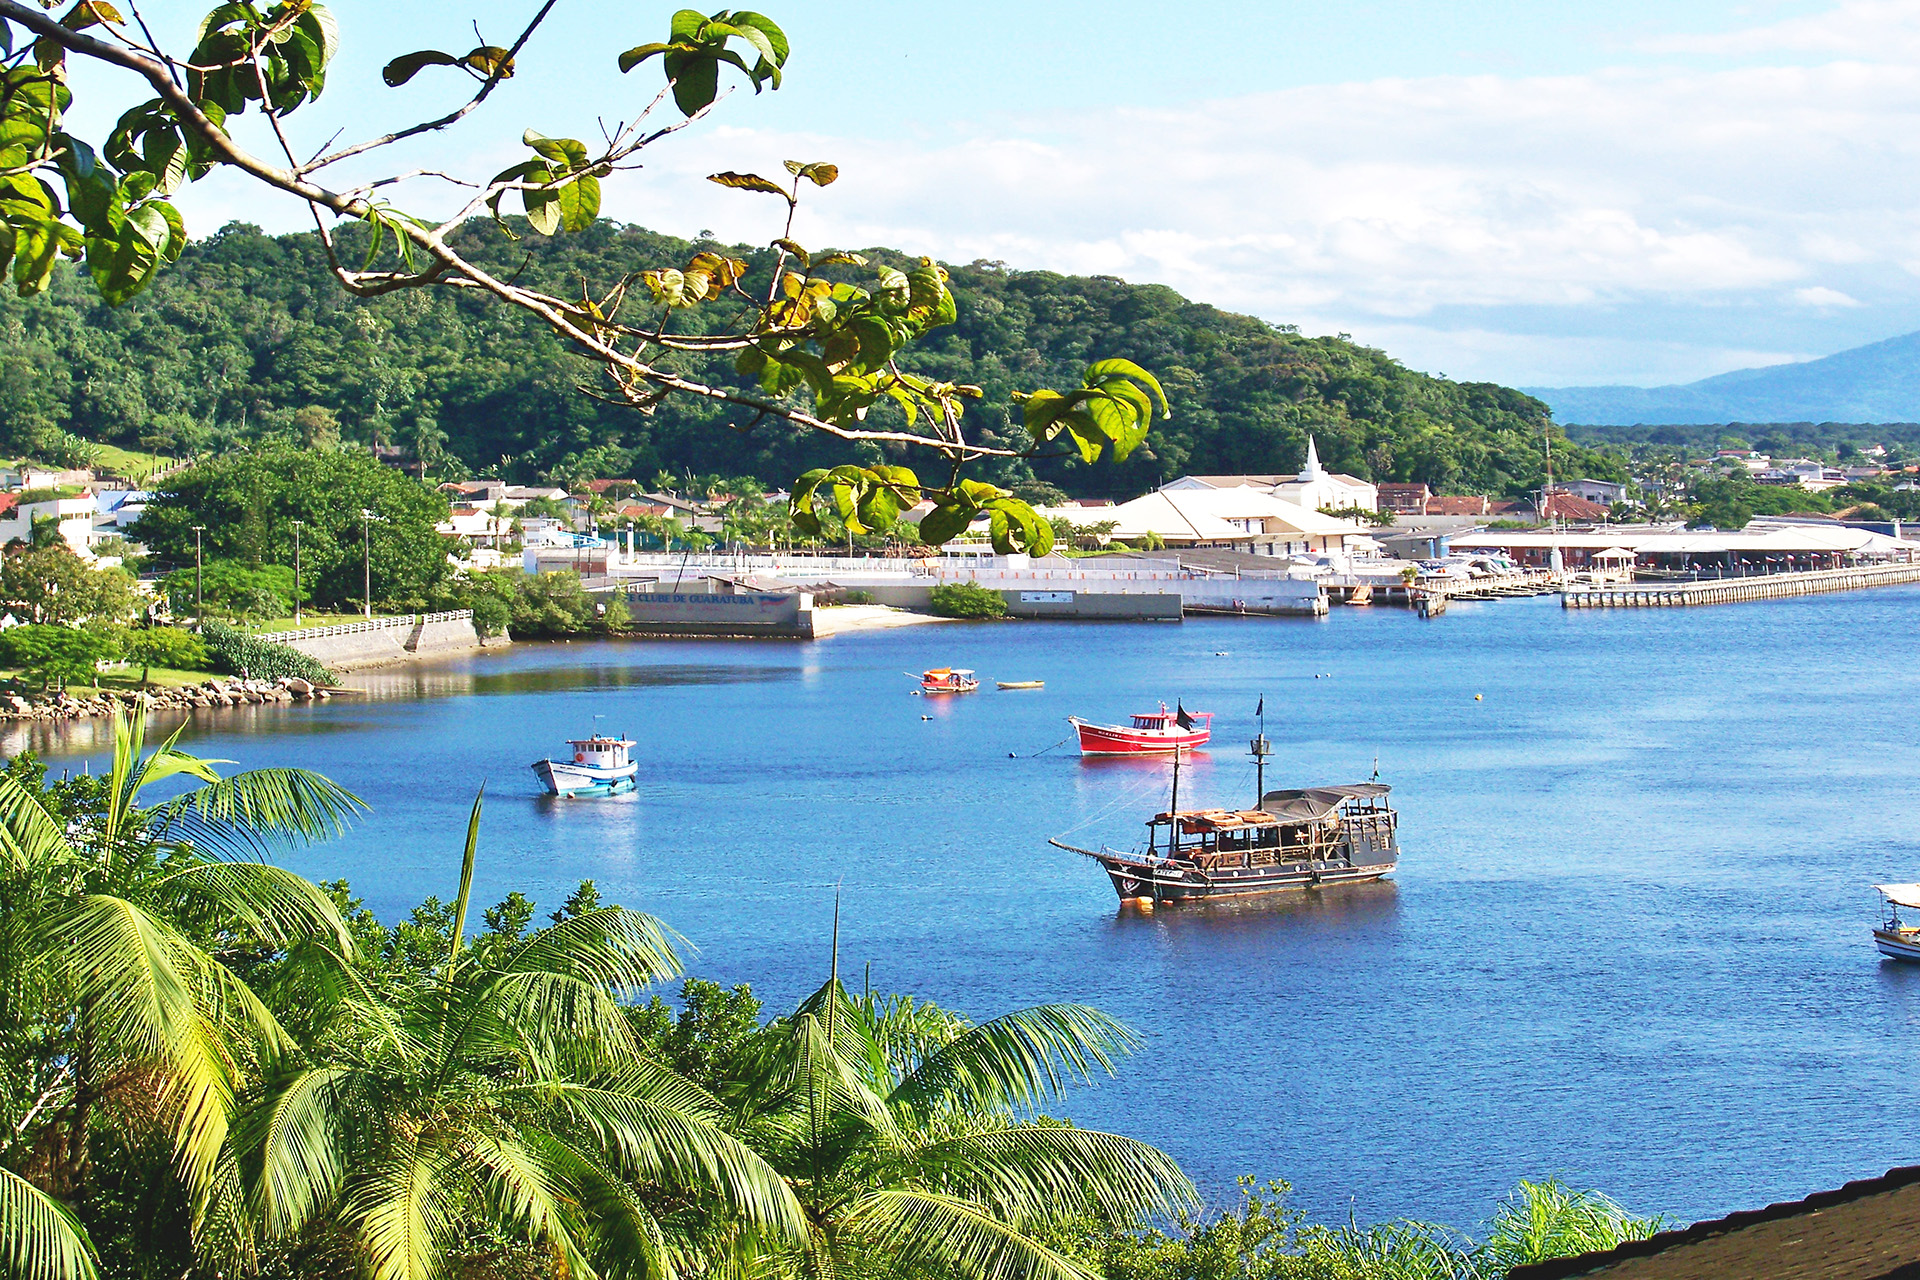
[265,610,472,643]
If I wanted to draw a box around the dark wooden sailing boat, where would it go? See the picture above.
[1050,706,1399,902]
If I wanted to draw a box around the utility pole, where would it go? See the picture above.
[360,508,374,619]
[191,525,205,616]
[291,521,304,624]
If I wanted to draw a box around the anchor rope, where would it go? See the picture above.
[1051,768,1178,841]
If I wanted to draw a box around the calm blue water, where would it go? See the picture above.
[15,590,1920,1230]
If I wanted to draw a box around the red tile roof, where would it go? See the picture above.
[1425,495,1489,515]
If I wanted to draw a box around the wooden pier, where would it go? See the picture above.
[1563,563,1920,609]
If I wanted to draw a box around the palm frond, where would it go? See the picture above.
[480,970,643,1075]
[789,1007,902,1154]
[0,771,73,876]
[890,1005,1141,1118]
[524,1131,676,1280]
[149,861,353,952]
[838,1188,1091,1280]
[464,1127,599,1280]
[0,1168,97,1280]
[443,789,483,971]
[149,768,366,859]
[532,1083,807,1240]
[501,907,686,994]
[343,1139,466,1280]
[248,1066,351,1238]
[907,1125,1196,1224]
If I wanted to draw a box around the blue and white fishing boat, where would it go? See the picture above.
[532,735,638,797]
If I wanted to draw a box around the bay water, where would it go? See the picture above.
[14,588,1920,1231]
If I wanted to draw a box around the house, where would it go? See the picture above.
[20,467,94,491]
[1541,492,1614,522]
[439,480,507,510]
[1375,483,1431,515]
[1425,494,1491,516]
[437,506,515,546]
[1509,1164,1920,1280]
[1160,436,1379,513]
[1556,478,1632,505]
[0,496,100,557]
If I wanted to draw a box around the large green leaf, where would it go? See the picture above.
[0,1168,97,1280]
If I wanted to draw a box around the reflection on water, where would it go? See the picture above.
[1106,877,1402,933]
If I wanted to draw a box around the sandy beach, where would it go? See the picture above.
[809,604,955,637]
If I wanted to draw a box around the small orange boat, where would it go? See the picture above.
[920,667,980,694]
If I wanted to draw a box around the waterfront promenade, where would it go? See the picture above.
[1562,562,1920,608]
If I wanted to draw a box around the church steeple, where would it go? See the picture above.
[1302,434,1324,481]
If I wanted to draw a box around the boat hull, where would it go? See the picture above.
[1875,928,1920,961]
[1070,718,1210,755]
[1094,854,1395,901]
[532,758,639,798]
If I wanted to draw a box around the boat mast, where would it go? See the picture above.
[1250,694,1269,808]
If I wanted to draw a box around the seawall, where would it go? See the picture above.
[277,611,504,670]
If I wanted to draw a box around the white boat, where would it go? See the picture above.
[532,735,638,797]
[1873,884,1920,961]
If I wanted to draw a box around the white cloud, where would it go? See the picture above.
[1792,285,1865,306]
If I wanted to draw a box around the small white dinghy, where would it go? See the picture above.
[533,735,638,798]
[1873,884,1920,961]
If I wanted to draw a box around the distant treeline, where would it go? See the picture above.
[0,219,1626,499]
[1566,422,1920,457]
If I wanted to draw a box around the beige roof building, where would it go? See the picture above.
[1044,486,1374,555]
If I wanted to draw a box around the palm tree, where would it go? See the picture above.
[0,709,364,1279]
[721,942,1196,1280]
[239,794,805,1280]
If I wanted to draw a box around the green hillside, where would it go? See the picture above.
[0,219,1625,498]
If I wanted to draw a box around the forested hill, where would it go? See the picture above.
[0,219,1624,498]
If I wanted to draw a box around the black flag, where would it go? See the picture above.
[1255,695,1264,717]
[1175,702,1195,730]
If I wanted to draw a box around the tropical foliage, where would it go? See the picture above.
[198,621,335,685]
[137,450,452,609]
[928,582,1010,619]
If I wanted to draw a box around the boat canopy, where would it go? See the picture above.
[1259,782,1392,822]
[1876,884,1920,909]
[1153,808,1279,831]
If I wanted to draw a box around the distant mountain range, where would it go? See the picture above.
[1526,330,1920,425]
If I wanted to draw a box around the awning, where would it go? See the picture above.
[1260,782,1391,822]
[1876,884,1920,910]
[1593,547,1637,560]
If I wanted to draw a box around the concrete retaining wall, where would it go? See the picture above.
[855,584,1184,621]
[623,591,814,637]
[280,611,501,670]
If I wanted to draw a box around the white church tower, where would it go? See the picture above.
[1271,435,1377,513]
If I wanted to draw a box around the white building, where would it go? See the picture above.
[0,496,101,557]
[1044,486,1376,556]
[1161,436,1378,513]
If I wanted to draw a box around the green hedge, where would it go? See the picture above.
[200,621,335,684]
[928,582,1009,619]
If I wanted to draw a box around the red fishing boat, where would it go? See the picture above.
[920,667,980,694]
[1068,702,1212,755]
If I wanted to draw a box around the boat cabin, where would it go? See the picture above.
[1131,709,1214,730]
[567,736,635,768]
[1146,783,1394,869]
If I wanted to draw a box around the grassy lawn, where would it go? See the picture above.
[88,442,176,481]
[246,611,391,633]
[0,666,215,693]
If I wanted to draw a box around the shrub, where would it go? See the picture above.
[469,595,511,639]
[199,620,334,684]
[123,627,210,683]
[928,582,1008,619]
[0,624,117,690]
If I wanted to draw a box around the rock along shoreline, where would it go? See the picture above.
[2,676,338,721]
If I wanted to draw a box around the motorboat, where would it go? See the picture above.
[920,668,980,694]
[1068,702,1211,754]
[1874,884,1920,961]
[532,735,638,797]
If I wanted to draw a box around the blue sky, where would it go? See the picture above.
[65,1,1920,387]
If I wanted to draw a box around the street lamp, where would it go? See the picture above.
[360,509,374,619]
[290,520,305,624]
[190,525,205,616]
